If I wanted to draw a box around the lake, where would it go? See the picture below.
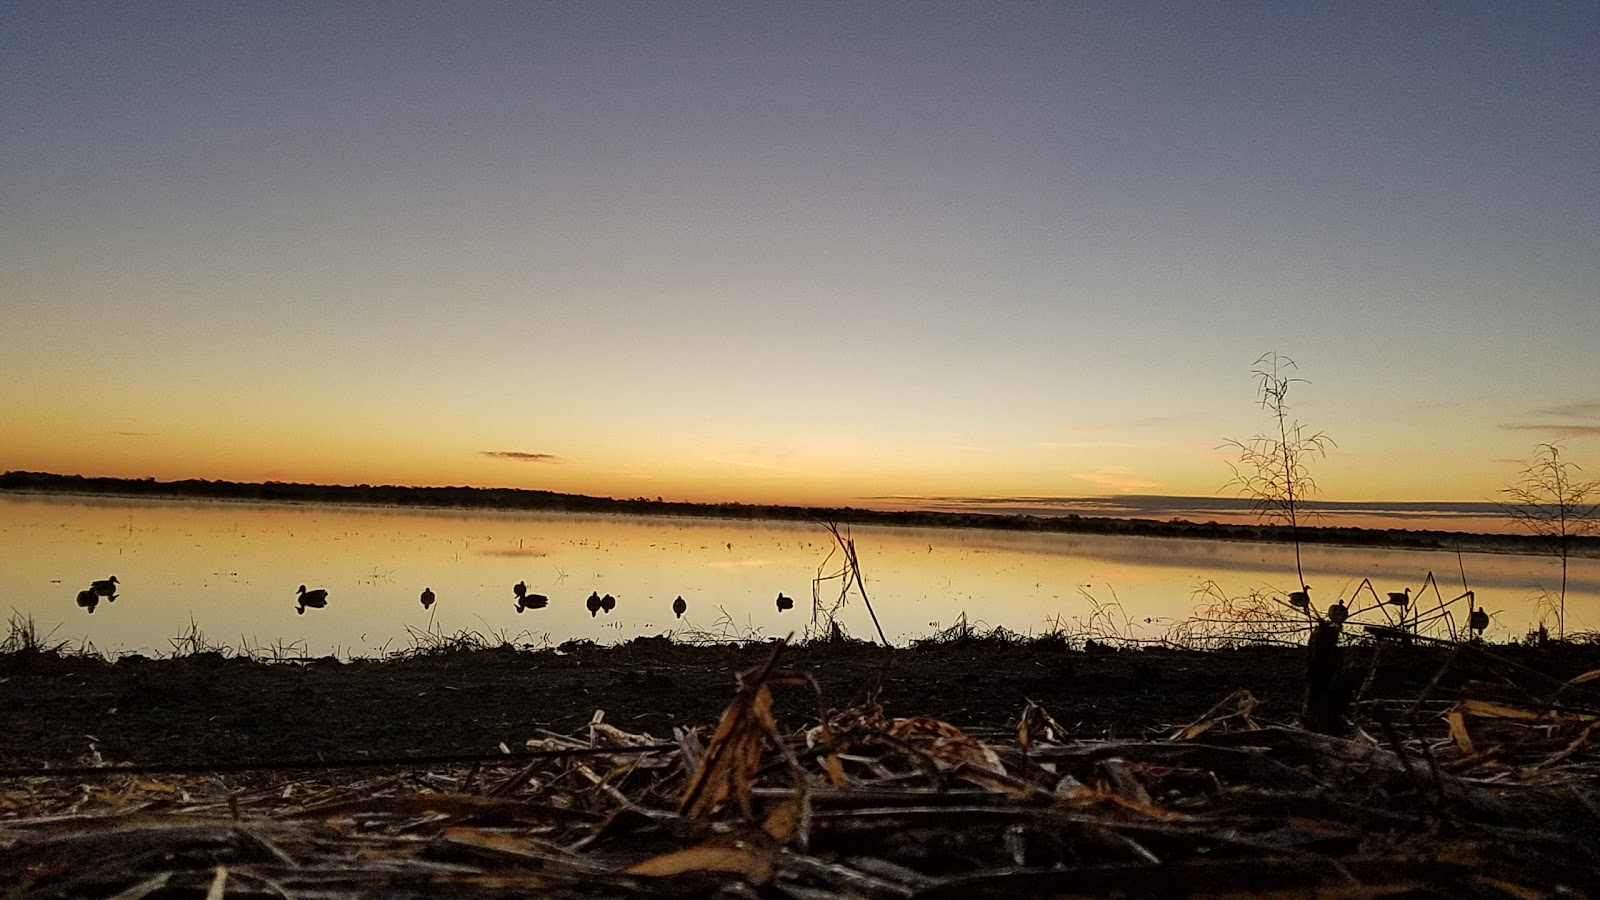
[3,493,1596,658]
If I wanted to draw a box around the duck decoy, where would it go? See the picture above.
[600,593,616,614]
[75,588,100,613]
[1386,588,1411,608]
[1287,586,1310,609]
[1469,607,1490,634]
[672,595,687,618]
[420,587,436,609]
[1327,602,1349,625]
[91,576,119,601]
[775,592,794,611]
[296,584,329,615]
[516,592,549,613]
[587,591,602,617]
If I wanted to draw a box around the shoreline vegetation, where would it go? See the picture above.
[4,469,1596,557]
[5,617,1600,897]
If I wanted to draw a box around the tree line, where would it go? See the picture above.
[2,469,1589,557]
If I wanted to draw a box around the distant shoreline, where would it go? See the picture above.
[3,470,1594,558]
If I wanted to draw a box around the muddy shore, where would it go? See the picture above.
[5,637,1597,770]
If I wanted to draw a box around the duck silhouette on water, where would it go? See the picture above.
[296,585,329,615]
[75,588,100,614]
[586,591,617,617]
[1470,606,1490,635]
[91,576,119,602]
[511,581,547,612]
[775,592,795,611]
[420,587,436,609]
[672,595,687,618]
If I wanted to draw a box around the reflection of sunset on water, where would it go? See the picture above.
[4,494,1596,659]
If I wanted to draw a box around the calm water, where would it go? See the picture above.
[3,493,1597,658]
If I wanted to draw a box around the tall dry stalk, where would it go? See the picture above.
[1498,442,1598,640]
[812,521,891,648]
[1221,352,1334,591]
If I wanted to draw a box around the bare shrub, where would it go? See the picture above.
[1221,352,1334,590]
[1498,442,1598,639]
[1168,581,1306,649]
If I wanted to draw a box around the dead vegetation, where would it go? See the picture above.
[4,637,1599,897]
[0,613,68,658]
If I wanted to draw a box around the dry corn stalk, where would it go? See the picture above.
[680,639,808,821]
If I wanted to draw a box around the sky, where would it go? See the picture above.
[3,2,1597,518]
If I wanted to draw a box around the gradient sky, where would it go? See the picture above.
[3,2,1597,511]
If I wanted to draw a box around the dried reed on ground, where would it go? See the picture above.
[4,640,1598,897]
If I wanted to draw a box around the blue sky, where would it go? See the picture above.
[3,2,1597,510]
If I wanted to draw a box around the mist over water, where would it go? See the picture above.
[3,494,1595,658]
[873,494,1524,534]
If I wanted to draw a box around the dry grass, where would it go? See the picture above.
[0,612,68,657]
[3,639,1598,897]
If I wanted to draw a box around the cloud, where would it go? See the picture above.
[1499,424,1600,439]
[1499,400,1600,439]
[1072,466,1164,493]
[479,450,563,463]
[1531,400,1600,419]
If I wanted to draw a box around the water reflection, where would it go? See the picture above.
[1,493,1595,658]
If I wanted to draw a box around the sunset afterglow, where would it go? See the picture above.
[3,3,1596,517]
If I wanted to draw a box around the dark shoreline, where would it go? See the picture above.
[4,469,1594,557]
[5,634,1599,771]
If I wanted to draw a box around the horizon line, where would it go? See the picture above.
[4,470,1514,517]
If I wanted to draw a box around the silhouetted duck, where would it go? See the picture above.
[296,584,329,615]
[587,591,603,617]
[514,581,528,600]
[600,593,616,614]
[1386,587,1411,608]
[75,588,100,613]
[516,592,549,613]
[775,592,794,611]
[1327,601,1349,625]
[91,576,119,601]
[1287,586,1310,609]
[420,587,436,609]
[1469,607,1490,634]
[672,595,687,618]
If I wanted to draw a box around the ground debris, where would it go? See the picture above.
[3,644,1599,897]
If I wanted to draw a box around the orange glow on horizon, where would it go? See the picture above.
[0,456,1534,534]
